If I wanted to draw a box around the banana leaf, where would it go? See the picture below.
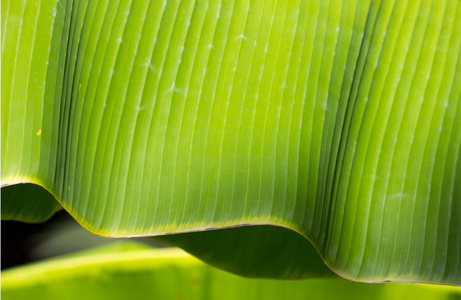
[2,242,461,300]
[2,0,460,285]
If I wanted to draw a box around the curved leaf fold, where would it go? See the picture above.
[1,0,460,285]
[2,243,461,300]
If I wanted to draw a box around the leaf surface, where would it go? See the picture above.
[2,243,461,300]
[2,0,460,284]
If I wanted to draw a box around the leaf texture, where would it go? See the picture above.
[1,0,460,285]
[1,183,61,222]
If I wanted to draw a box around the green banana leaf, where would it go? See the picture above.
[1,183,61,222]
[2,242,461,300]
[2,0,460,285]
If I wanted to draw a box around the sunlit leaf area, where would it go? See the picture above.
[2,0,460,298]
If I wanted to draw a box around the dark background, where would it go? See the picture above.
[1,210,167,270]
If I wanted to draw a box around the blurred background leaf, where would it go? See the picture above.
[2,241,461,300]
